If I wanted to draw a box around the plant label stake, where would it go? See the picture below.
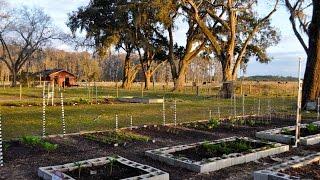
[209,110,212,120]
[242,94,245,116]
[258,99,261,116]
[0,112,3,167]
[130,115,133,130]
[268,100,272,122]
[163,97,166,126]
[115,114,119,131]
[233,95,237,118]
[52,82,54,106]
[174,100,177,126]
[295,58,303,147]
[60,91,66,136]
[42,81,46,138]
[218,107,221,120]
[19,84,22,101]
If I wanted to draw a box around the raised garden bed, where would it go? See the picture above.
[116,97,164,104]
[38,155,169,180]
[256,122,320,145]
[254,152,320,180]
[82,130,151,146]
[145,137,289,173]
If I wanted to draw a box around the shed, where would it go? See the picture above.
[37,69,78,87]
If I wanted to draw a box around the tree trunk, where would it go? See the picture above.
[144,70,152,90]
[302,0,320,106]
[174,62,188,91]
[11,69,17,87]
[122,54,133,89]
[221,55,234,82]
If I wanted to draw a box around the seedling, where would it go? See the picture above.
[108,155,119,176]
[20,136,58,152]
[73,162,84,179]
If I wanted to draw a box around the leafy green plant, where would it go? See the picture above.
[201,139,253,155]
[21,136,42,146]
[281,128,292,135]
[20,136,58,151]
[247,119,256,127]
[307,124,318,134]
[207,118,220,129]
[42,142,58,152]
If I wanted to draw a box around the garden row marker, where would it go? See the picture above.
[51,82,54,106]
[317,97,320,120]
[242,94,245,116]
[268,100,272,122]
[258,99,261,116]
[47,83,50,105]
[0,112,3,167]
[115,114,118,131]
[209,110,212,120]
[19,84,22,101]
[295,58,303,147]
[42,81,46,138]
[217,107,220,120]
[233,95,237,117]
[60,91,66,136]
[130,115,133,130]
[162,97,166,126]
[174,100,177,126]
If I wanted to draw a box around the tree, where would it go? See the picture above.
[284,0,320,106]
[181,0,280,81]
[68,0,143,89]
[0,7,59,86]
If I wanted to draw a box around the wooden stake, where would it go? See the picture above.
[295,58,303,147]
[162,97,166,126]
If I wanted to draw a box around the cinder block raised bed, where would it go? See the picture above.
[254,152,320,180]
[38,156,169,180]
[145,137,289,173]
[256,122,320,145]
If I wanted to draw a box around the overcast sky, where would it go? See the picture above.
[8,0,308,77]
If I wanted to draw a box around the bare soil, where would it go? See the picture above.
[0,119,319,180]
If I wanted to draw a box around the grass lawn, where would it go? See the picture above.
[0,83,315,139]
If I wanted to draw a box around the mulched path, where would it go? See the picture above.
[0,119,319,180]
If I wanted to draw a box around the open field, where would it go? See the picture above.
[0,81,316,139]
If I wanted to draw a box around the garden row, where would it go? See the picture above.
[1,116,320,179]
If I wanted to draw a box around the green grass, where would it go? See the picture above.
[0,84,316,140]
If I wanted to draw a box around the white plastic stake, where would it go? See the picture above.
[130,115,133,130]
[42,81,46,138]
[242,94,245,116]
[174,100,177,126]
[295,58,303,147]
[61,91,66,136]
[218,107,221,120]
[209,110,212,120]
[162,97,166,126]
[258,99,261,116]
[0,112,3,167]
[115,114,119,131]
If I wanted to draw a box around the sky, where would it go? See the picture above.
[7,0,308,77]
